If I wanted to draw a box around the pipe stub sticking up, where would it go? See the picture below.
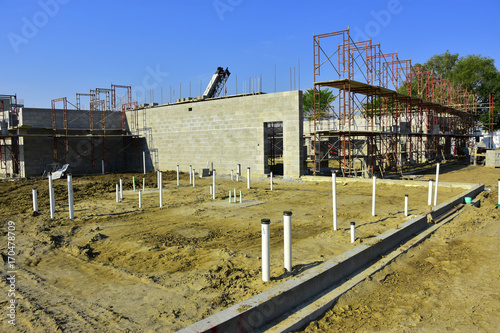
[283,211,292,216]
[350,221,355,226]
[261,218,271,224]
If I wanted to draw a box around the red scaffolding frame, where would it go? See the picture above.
[312,29,479,177]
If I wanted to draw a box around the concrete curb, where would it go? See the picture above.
[178,184,484,333]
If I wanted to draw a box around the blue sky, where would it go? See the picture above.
[1,0,499,108]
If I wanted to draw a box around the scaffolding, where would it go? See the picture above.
[0,94,20,173]
[312,29,479,177]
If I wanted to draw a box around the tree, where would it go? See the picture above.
[417,51,500,130]
[302,88,336,120]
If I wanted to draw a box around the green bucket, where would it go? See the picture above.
[464,197,472,204]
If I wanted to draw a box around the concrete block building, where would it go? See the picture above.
[1,91,305,178]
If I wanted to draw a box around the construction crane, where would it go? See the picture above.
[203,67,230,98]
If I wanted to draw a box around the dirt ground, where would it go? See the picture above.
[301,164,500,333]
[0,163,498,332]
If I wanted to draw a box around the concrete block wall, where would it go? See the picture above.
[22,136,132,177]
[126,91,303,178]
[19,107,123,130]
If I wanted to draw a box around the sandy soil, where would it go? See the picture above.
[301,164,500,332]
[0,164,497,332]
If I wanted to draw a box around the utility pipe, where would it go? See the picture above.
[372,176,376,216]
[434,163,440,206]
[159,171,163,207]
[48,174,55,219]
[139,190,142,208]
[350,222,355,243]
[404,194,409,217]
[212,170,216,200]
[332,172,337,231]
[176,165,180,186]
[32,188,38,213]
[116,184,119,203]
[247,167,251,189]
[428,179,433,206]
[68,174,74,220]
[143,151,146,174]
[283,211,292,272]
[261,218,271,282]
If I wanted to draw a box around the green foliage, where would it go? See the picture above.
[302,88,336,120]
[416,51,500,130]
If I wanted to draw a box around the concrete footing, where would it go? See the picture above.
[178,183,484,333]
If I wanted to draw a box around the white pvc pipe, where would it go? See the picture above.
[428,179,433,206]
[32,188,38,213]
[157,171,160,189]
[176,165,180,186]
[143,151,146,174]
[119,178,123,200]
[283,211,292,272]
[240,191,242,203]
[236,173,239,182]
[231,170,233,181]
[189,165,192,184]
[404,194,409,217]
[434,163,440,206]
[498,178,500,206]
[48,174,55,219]
[116,183,119,203]
[102,160,105,175]
[234,188,236,203]
[139,190,142,208]
[192,169,196,187]
[229,191,231,203]
[237,164,241,177]
[210,185,213,195]
[142,178,145,191]
[68,174,74,220]
[261,218,271,282]
[372,176,376,216]
[332,172,337,231]
[247,167,251,189]
[212,169,216,200]
[270,172,273,191]
[133,176,136,192]
[159,171,163,207]
[350,222,355,243]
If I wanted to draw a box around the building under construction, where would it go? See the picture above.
[1,29,496,179]
[308,29,483,177]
